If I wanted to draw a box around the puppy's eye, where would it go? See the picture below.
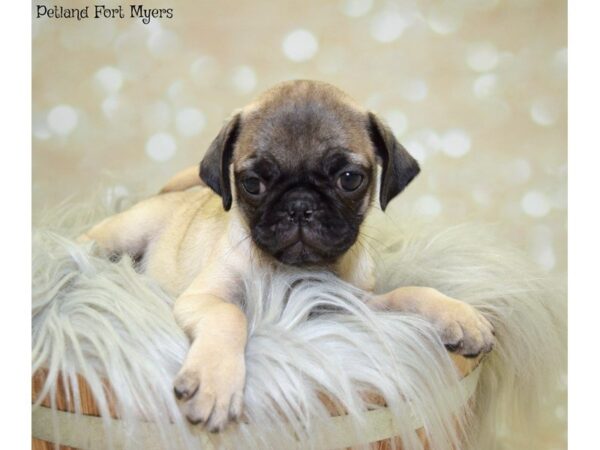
[242,177,264,195]
[337,172,364,192]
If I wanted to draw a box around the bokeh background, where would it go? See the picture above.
[32,0,566,448]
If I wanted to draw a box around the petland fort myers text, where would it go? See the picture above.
[35,4,174,24]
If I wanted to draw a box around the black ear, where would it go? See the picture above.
[199,113,241,211]
[367,112,420,210]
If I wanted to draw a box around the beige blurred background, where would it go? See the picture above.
[32,0,566,447]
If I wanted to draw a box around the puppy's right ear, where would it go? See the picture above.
[199,113,241,211]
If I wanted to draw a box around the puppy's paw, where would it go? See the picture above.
[174,349,245,432]
[430,298,495,357]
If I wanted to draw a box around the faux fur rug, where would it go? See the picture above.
[32,194,566,450]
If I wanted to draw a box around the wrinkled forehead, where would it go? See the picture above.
[234,96,374,172]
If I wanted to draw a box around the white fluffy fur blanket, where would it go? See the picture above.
[32,195,565,450]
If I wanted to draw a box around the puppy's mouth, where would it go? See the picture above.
[278,240,319,265]
[275,229,326,265]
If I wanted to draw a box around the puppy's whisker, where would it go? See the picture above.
[224,233,253,259]
[357,230,387,257]
[358,230,388,250]
[359,232,388,265]
[355,234,382,267]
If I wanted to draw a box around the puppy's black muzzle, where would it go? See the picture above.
[251,186,358,266]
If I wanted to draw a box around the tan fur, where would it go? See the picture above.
[80,80,494,431]
[159,166,205,194]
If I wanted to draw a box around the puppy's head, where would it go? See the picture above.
[200,80,419,266]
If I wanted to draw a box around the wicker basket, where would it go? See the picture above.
[32,353,482,450]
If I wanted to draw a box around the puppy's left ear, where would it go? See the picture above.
[367,112,420,210]
[199,113,241,211]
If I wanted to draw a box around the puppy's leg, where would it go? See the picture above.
[369,287,495,357]
[173,273,247,432]
[159,165,205,194]
[79,195,182,257]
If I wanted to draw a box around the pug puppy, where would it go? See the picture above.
[80,80,494,432]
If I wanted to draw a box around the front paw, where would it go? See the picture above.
[174,349,245,432]
[431,298,495,357]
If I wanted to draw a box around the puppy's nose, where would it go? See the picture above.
[284,189,319,224]
[287,201,314,223]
